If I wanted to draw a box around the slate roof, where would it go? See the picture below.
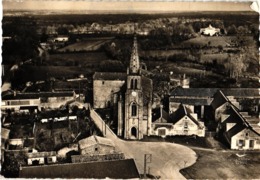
[169,97,212,105]
[211,90,229,110]
[19,159,140,179]
[170,87,260,98]
[79,135,115,150]
[224,123,246,144]
[222,88,260,97]
[93,72,126,81]
[2,91,74,100]
[152,108,170,123]
[170,87,218,97]
[223,105,260,142]
[170,104,203,128]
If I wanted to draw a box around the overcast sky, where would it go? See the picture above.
[3,1,253,12]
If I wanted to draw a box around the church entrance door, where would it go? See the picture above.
[131,127,137,139]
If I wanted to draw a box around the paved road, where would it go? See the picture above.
[89,105,197,179]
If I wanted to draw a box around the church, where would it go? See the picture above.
[93,37,153,140]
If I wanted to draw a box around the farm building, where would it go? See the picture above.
[26,151,57,165]
[1,91,76,111]
[78,135,116,155]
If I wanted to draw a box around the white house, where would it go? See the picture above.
[151,104,205,137]
[26,151,57,165]
[200,24,221,36]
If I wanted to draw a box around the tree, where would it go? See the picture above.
[227,25,237,35]
[224,54,247,79]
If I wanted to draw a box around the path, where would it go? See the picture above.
[89,105,197,179]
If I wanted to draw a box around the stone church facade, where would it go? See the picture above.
[93,37,153,140]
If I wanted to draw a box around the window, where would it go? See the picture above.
[130,79,134,89]
[131,103,137,116]
[134,79,138,89]
[158,129,166,136]
[184,121,188,129]
[95,147,98,151]
[238,139,245,147]
[102,81,105,85]
[249,140,254,148]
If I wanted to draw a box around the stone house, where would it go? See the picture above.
[1,91,76,112]
[26,151,57,165]
[78,135,116,155]
[151,104,205,137]
[219,105,260,150]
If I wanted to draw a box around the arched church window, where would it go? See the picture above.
[134,79,138,89]
[130,79,134,89]
[131,102,137,116]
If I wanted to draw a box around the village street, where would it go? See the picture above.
[89,106,197,179]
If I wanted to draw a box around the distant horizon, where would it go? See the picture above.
[3,1,253,12]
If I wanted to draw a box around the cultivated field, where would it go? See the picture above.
[57,37,114,52]
[47,52,108,67]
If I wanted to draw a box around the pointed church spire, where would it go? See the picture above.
[129,36,140,74]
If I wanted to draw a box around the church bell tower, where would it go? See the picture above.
[124,36,144,139]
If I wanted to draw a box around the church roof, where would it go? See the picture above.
[141,76,153,106]
[93,72,126,81]
[129,36,140,74]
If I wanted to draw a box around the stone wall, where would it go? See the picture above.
[93,80,125,109]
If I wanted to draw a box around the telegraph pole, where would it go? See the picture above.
[144,154,152,178]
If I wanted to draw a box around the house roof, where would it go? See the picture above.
[26,151,56,158]
[223,105,260,137]
[222,88,260,97]
[170,87,260,98]
[170,87,218,97]
[169,97,212,106]
[2,91,74,100]
[211,90,229,110]
[19,159,140,179]
[93,72,126,81]
[1,128,10,140]
[152,107,170,123]
[79,135,115,150]
[170,104,203,128]
[224,123,246,143]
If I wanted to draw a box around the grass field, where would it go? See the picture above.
[57,37,114,52]
[17,65,91,83]
[47,52,108,67]
[200,53,229,63]
[179,35,256,48]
